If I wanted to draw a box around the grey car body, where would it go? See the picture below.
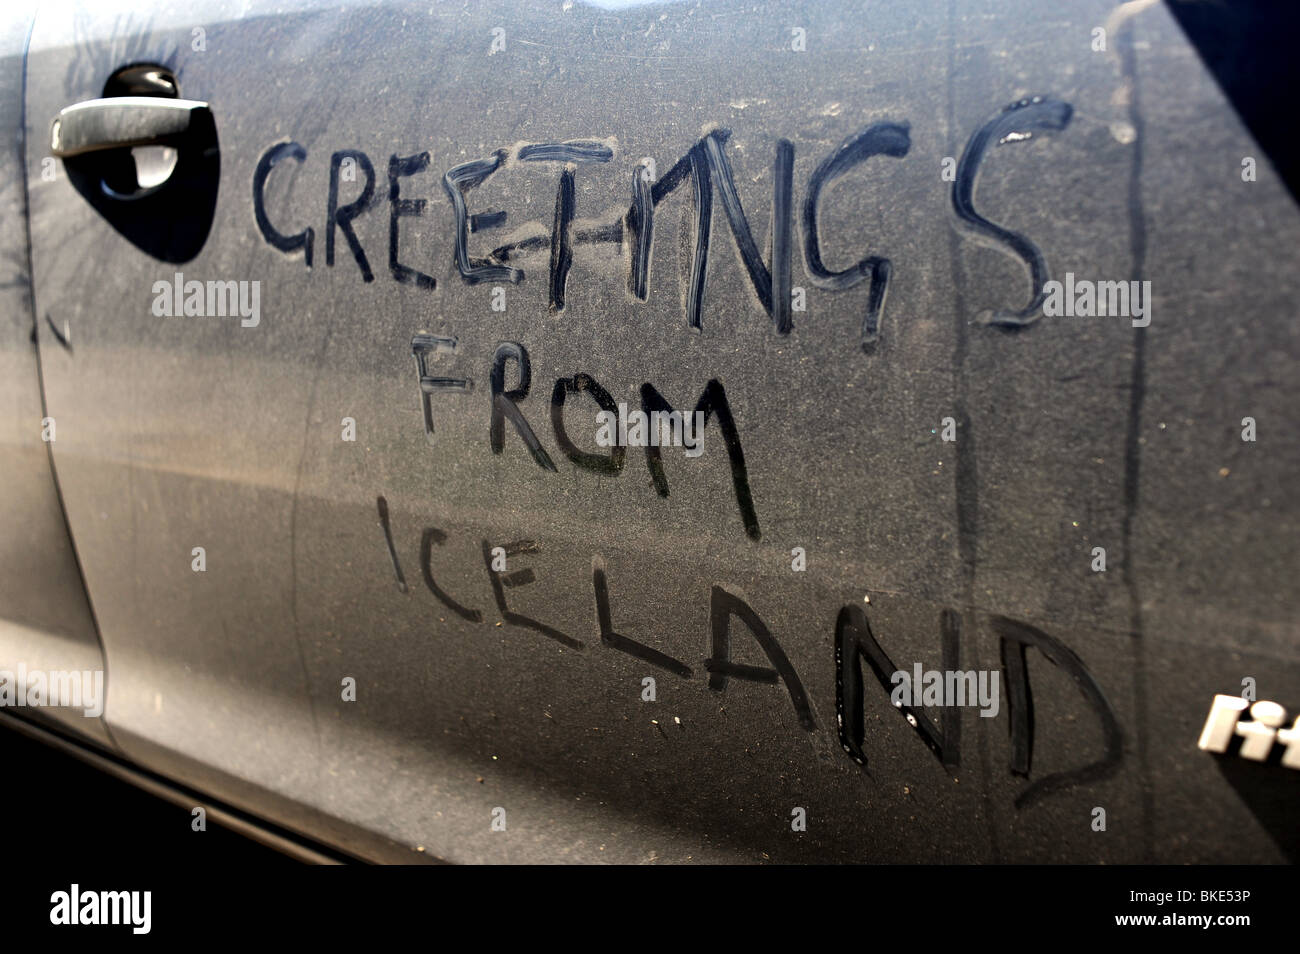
[1,0,1297,863]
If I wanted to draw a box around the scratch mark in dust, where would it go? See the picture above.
[288,321,340,760]
[1116,10,1156,863]
[945,0,998,861]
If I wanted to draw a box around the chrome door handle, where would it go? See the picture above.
[50,97,211,158]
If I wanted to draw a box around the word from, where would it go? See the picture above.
[1197,694,1300,768]
[594,404,707,457]
[0,665,103,717]
[889,665,1000,718]
[50,885,151,934]
[380,500,1123,806]
[150,272,261,327]
[411,338,760,539]
[1041,273,1151,327]
[255,96,1074,348]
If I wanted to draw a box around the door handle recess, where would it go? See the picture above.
[50,97,211,158]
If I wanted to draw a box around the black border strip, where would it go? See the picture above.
[0,710,370,866]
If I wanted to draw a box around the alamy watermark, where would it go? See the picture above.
[595,403,706,457]
[150,272,261,327]
[890,665,1000,718]
[50,885,150,934]
[0,664,103,717]
[1041,273,1151,327]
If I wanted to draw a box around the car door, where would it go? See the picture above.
[21,0,1300,863]
[0,0,114,751]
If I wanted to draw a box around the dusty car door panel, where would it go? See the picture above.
[21,0,1300,861]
